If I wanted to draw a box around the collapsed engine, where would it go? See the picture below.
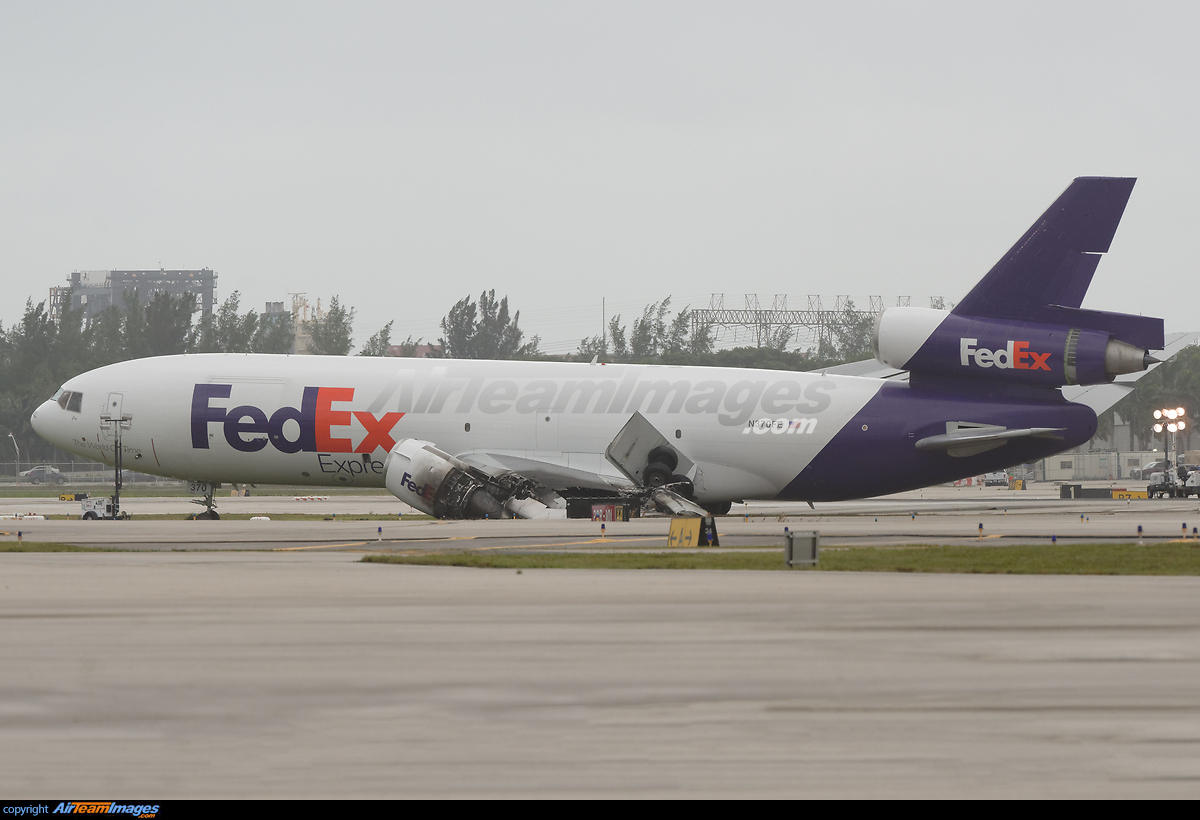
[872,307,1158,387]
[385,438,566,520]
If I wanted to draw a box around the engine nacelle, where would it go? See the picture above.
[384,438,566,520]
[872,307,1156,387]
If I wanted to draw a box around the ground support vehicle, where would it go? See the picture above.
[80,497,131,520]
[1147,471,1182,498]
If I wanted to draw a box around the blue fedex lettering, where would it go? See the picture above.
[400,470,435,502]
[192,385,319,453]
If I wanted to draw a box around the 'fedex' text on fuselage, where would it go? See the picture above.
[959,338,1051,371]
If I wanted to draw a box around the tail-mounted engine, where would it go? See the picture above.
[872,307,1160,388]
[385,438,566,519]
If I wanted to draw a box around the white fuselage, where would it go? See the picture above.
[32,354,884,503]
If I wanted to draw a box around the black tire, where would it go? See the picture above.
[643,463,673,488]
[704,500,733,516]
[647,446,679,473]
[83,511,97,520]
[30,478,39,485]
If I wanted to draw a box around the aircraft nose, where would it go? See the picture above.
[30,399,57,443]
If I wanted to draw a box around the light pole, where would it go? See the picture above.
[1152,406,1187,494]
[7,433,17,484]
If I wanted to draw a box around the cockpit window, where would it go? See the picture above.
[56,391,83,412]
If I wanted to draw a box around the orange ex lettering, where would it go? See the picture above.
[315,387,355,452]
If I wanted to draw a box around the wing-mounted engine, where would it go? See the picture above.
[385,438,566,520]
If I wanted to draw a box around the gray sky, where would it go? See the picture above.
[3,1,1197,354]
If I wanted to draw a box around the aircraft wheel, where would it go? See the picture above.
[704,500,733,516]
[643,463,673,488]
[647,446,679,473]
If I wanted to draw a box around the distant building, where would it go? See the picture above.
[289,294,315,355]
[50,269,217,323]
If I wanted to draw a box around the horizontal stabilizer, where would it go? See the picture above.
[916,423,1065,458]
[954,177,1136,323]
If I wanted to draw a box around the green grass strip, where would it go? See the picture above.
[363,542,1200,575]
[0,542,108,552]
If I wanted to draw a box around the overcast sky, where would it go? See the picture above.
[2,1,1197,354]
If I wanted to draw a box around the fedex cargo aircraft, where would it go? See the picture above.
[30,178,1184,519]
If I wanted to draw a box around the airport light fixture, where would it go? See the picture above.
[7,432,17,483]
[1152,407,1187,485]
[1152,406,1188,435]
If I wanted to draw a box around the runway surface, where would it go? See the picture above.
[1,550,1199,798]
[3,484,1200,797]
[2,484,1198,550]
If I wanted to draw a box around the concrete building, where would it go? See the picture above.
[50,269,217,322]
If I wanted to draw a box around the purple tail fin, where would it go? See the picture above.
[952,177,1162,350]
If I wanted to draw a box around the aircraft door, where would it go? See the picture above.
[104,393,124,422]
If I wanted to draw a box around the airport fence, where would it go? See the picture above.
[0,461,182,486]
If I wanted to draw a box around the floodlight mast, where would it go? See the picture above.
[1154,406,1188,488]
[7,433,18,483]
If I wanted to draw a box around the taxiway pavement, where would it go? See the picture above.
[1,550,1198,798]
[2,484,1198,550]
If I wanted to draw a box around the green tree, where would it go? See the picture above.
[607,315,628,358]
[0,301,79,462]
[582,298,711,362]
[85,306,126,367]
[388,335,425,358]
[439,291,535,359]
[629,299,671,358]
[197,291,259,354]
[358,321,394,357]
[577,333,607,359]
[305,296,356,356]
[143,291,198,356]
[252,309,295,354]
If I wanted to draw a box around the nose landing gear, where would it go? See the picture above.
[187,481,221,520]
